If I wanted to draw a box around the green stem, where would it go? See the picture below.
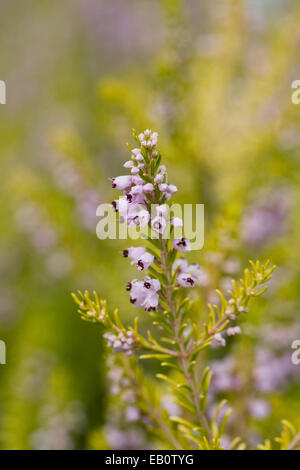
[122,356,183,450]
[159,236,211,438]
[143,153,211,440]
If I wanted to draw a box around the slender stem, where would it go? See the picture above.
[142,153,211,439]
[159,236,211,437]
[122,356,183,450]
[179,355,210,435]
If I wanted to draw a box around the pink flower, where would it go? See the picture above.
[154,173,164,184]
[138,130,158,148]
[158,183,178,200]
[156,204,168,217]
[173,259,203,287]
[226,326,242,336]
[150,204,169,234]
[123,246,145,262]
[117,200,150,227]
[177,273,196,287]
[143,183,154,193]
[128,207,150,227]
[131,149,144,162]
[127,185,145,204]
[111,175,132,190]
[173,238,191,252]
[213,333,226,347]
[124,160,134,169]
[103,331,137,355]
[137,252,154,271]
[173,259,190,272]
[127,277,160,311]
[154,165,167,184]
[151,215,167,234]
[122,247,154,271]
[132,175,144,185]
[158,183,168,192]
[131,148,143,158]
[168,185,178,194]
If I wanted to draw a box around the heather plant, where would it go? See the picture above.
[73,130,299,450]
[1,0,300,451]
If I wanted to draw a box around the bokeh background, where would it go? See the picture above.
[0,0,300,449]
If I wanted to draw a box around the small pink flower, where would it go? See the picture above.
[143,183,154,193]
[143,292,160,311]
[129,208,150,227]
[177,273,196,287]
[156,204,168,217]
[158,183,168,192]
[134,153,144,162]
[173,258,190,272]
[123,247,146,262]
[123,203,150,227]
[116,199,150,227]
[173,238,191,252]
[122,247,154,271]
[123,160,134,169]
[151,216,167,234]
[138,130,158,148]
[131,148,142,157]
[128,277,160,311]
[127,185,145,204]
[103,331,137,354]
[137,252,154,271]
[132,175,144,186]
[158,165,166,174]
[226,326,242,336]
[128,280,147,307]
[154,173,164,184]
[173,259,203,287]
[168,184,177,194]
[111,175,132,190]
[159,183,178,199]
[154,165,167,184]
[213,333,226,347]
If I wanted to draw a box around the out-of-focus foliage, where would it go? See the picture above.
[0,0,300,449]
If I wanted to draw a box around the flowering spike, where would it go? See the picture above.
[71,129,288,451]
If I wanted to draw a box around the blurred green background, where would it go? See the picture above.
[0,0,300,449]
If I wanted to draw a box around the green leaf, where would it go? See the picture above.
[171,397,195,414]
[170,416,200,431]
[156,373,183,388]
[140,354,170,360]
